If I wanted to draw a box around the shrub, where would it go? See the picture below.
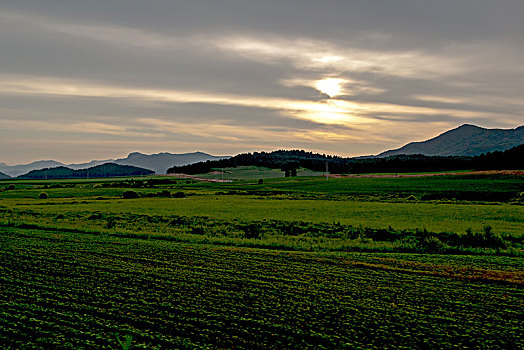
[158,190,171,197]
[39,192,48,199]
[7,185,15,191]
[191,226,206,235]
[461,226,507,249]
[106,217,116,229]
[88,213,103,220]
[242,223,263,239]
[258,179,264,185]
[122,191,139,199]
[482,225,507,249]
[418,236,447,254]
[173,191,186,198]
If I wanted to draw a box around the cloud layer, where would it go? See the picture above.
[1,1,523,163]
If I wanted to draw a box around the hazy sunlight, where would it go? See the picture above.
[316,78,346,98]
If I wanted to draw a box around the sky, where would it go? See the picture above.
[1,0,523,164]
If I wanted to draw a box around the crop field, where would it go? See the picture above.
[0,173,523,348]
[1,226,523,349]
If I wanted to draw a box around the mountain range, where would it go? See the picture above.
[1,124,522,178]
[377,124,524,157]
[0,152,229,177]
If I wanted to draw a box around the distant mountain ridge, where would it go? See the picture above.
[0,160,64,178]
[18,163,154,179]
[0,171,10,179]
[0,152,229,177]
[377,124,524,157]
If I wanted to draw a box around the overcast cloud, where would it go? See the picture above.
[1,0,523,164]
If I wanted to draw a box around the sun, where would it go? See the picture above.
[315,78,346,98]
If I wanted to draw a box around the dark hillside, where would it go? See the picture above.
[18,163,154,179]
[378,124,524,157]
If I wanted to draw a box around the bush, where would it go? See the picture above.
[191,226,206,235]
[242,223,263,239]
[39,192,48,199]
[258,179,264,185]
[122,191,139,199]
[106,217,116,229]
[418,236,447,254]
[173,191,186,198]
[158,190,171,197]
[7,185,15,191]
[461,226,507,249]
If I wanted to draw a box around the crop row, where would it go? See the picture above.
[1,227,522,349]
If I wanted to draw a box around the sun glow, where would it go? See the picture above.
[315,78,346,98]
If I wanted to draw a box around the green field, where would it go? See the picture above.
[0,173,523,348]
[1,227,523,349]
[1,174,523,252]
[194,166,324,180]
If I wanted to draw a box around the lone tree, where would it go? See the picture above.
[281,161,299,177]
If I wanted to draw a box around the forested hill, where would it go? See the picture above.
[167,145,524,175]
[18,163,154,179]
[0,171,11,179]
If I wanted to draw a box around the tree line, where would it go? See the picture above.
[167,145,524,175]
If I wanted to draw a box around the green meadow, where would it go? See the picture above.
[2,174,523,244]
[1,172,523,348]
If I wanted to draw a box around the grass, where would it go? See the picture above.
[1,173,523,251]
[7,196,522,236]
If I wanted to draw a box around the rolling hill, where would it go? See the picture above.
[18,163,154,179]
[0,171,11,179]
[377,124,524,157]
